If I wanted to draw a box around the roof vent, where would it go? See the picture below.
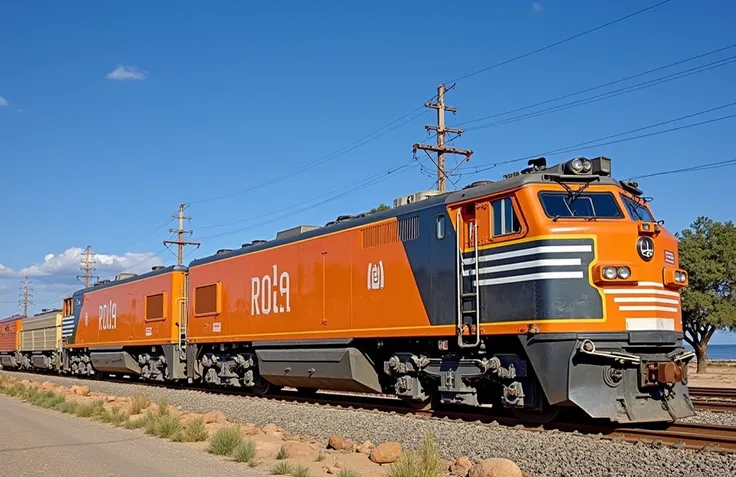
[151,266,165,271]
[216,249,233,255]
[251,239,267,246]
[463,180,492,190]
[276,225,319,240]
[392,190,443,208]
[115,273,137,281]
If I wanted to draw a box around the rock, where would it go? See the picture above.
[328,434,354,451]
[104,395,117,403]
[40,381,55,391]
[280,441,317,459]
[356,440,374,454]
[240,423,264,436]
[70,385,90,396]
[322,466,340,475]
[262,423,285,438]
[203,410,226,424]
[450,456,474,476]
[468,458,523,477]
[369,442,402,464]
[204,422,228,436]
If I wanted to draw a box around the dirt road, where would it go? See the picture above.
[0,396,268,477]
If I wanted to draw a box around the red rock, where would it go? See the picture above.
[203,410,226,424]
[280,441,317,459]
[468,458,523,477]
[369,442,402,464]
[356,440,374,454]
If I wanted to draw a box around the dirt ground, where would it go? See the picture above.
[687,361,736,388]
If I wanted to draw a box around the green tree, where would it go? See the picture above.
[677,217,736,373]
[369,204,391,214]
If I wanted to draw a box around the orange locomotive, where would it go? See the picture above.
[15,155,695,424]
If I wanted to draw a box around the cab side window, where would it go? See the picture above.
[492,197,521,237]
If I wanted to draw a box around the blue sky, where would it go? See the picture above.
[1,1,734,342]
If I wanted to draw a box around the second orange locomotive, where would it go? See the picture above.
[15,155,694,424]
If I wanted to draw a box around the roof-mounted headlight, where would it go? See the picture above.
[565,157,593,175]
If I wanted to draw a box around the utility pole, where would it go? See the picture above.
[163,204,200,266]
[77,245,99,288]
[19,276,32,317]
[413,83,473,192]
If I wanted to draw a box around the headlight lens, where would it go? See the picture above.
[582,159,592,172]
[571,158,584,173]
[617,267,631,280]
[675,271,687,283]
[603,267,618,280]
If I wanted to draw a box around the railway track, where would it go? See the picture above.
[690,386,736,413]
[5,370,736,454]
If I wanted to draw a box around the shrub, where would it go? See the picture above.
[76,399,104,418]
[271,461,293,475]
[130,394,150,414]
[155,414,182,438]
[208,425,242,456]
[292,464,311,477]
[231,438,257,463]
[182,417,208,442]
[384,435,442,477]
[275,446,289,460]
[158,397,169,417]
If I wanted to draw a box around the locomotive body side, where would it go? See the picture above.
[0,316,22,369]
[64,266,188,380]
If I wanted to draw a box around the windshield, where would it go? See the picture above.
[539,191,623,219]
[620,194,655,222]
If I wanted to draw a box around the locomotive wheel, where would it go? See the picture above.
[402,397,433,411]
[512,404,560,425]
[250,378,275,396]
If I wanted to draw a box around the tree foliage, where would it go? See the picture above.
[369,204,391,214]
[677,217,736,372]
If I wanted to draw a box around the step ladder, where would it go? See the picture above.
[456,210,481,348]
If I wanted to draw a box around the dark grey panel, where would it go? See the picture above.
[90,350,142,375]
[464,237,603,322]
[255,347,382,393]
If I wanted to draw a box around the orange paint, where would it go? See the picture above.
[187,218,432,344]
[69,270,187,349]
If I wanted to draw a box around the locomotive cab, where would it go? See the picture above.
[448,156,694,424]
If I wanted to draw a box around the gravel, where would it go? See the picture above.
[7,371,736,477]
[682,408,736,426]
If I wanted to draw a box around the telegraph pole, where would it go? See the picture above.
[77,245,99,288]
[163,204,200,266]
[413,83,473,192]
[19,276,32,317]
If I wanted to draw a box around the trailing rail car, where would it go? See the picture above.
[0,316,22,369]
[18,309,63,371]
[1,156,696,424]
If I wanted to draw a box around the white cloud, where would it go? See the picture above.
[0,96,8,106]
[106,64,146,81]
[532,1,543,12]
[0,264,15,277]
[17,247,164,282]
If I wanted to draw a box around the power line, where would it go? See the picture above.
[444,0,674,84]
[630,158,736,180]
[462,101,736,174]
[195,160,415,242]
[457,43,736,128]
[188,106,431,205]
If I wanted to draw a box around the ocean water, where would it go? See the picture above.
[684,344,736,360]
